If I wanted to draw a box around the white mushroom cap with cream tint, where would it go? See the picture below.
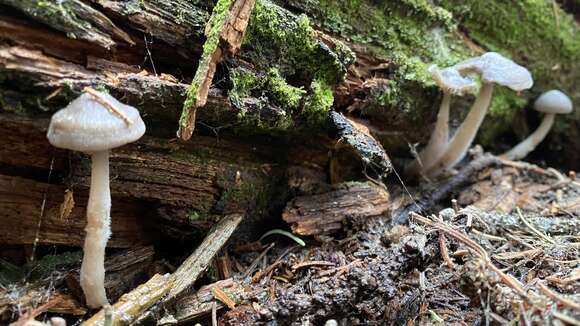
[502,90,573,160]
[426,52,533,177]
[47,88,145,309]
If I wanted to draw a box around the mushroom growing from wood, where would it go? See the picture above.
[426,52,533,177]
[406,65,476,176]
[501,90,573,161]
[47,88,145,308]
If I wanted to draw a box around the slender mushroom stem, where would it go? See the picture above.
[501,113,555,161]
[81,150,111,308]
[406,93,451,175]
[427,83,494,177]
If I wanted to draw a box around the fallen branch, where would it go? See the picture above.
[392,153,500,224]
[177,0,256,140]
[165,213,243,302]
[82,273,173,326]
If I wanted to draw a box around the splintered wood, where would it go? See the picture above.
[283,182,390,236]
[177,0,256,140]
[82,273,172,326]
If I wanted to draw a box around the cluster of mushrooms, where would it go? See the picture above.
[45,52,573,310]
[407,52,573,178]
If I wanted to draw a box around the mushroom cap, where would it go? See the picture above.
[429,65,476,95]
[454,52,533,91]
[534,89,573,114]
[47,92,146,152]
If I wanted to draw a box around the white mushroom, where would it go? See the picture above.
[502,90,573,160]
[47,89,145,308]
[426,52,533,177]
[406,65,476,176]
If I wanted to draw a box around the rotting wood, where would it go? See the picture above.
[0,45,233,128]
[329,112,392,183]
[0,113,286,240]
[0,174,150,248]
[1,0,135,50]
[0,247,153,318]
[178,0,256,140]
[282,182,390,236]
[82,273,173,326]
[67,246,155,304]
[165,213,243,302]
[159,279,246,325]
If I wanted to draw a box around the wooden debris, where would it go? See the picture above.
[391,152,500,225]
[329,112,392,182]
[82,273,173,326]
[165,214,243,302]
[177,0,256,140]
[0,113,285,241]
[283,182,390,236]
[67,246,155,303]
[211,286,236,309]
[2,0,134,50]
[160,279,246,325]
[0,175,150,248]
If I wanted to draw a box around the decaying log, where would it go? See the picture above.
[0,174,150,248]
[0,113,288,244]
[283,182,390,236]
[0,246,154,319]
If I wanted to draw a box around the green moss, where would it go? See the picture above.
[244,0,351,84]
[230,67,263,100]
[180,0,233,130]
[227,0,352,134]
[94,85,109,94]
[265,69,306,109]
[302,79,334,127]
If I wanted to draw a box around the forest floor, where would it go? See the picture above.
[1,150,579,325]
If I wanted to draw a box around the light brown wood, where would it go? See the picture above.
[283,182,390,236]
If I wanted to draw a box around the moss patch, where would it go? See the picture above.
[227,0,353,133]
[303,79,334,127]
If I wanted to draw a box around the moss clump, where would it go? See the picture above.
[243,0,351,84]
[303,79,334,127]
[265,69,306,109]
[227,0,353,133]
[230,67,262,100]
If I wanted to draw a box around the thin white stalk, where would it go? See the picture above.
[501,113,555,161]
[427,83,494,177]
[406,93,451,176]
[81,150,111,309]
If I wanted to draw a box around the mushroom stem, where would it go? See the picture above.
[427,82,494,177]
[501,113,555,161]
[406,92,451,175]
[81,150,111,308]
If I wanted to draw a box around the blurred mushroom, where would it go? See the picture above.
[502,90,573,160]
[427,52,533,177]
[406,65,476,176]
[47,89,145,308]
